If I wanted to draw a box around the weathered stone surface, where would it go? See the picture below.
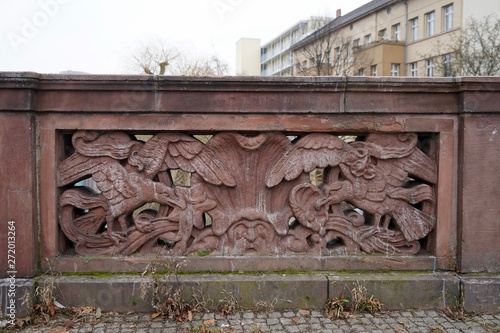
[42,274,327,312]
[461,276,500,313]
[179,274,328,310]
[0,114,36,278]
[327,273,460,310]
[459,115,500,272]
[0,74,499,314]
[44,255,437,274]
[36,273,472,314]
[460,77,500,113]
[41,276,155,313]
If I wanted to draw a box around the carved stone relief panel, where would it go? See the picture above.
[58,131,437,256]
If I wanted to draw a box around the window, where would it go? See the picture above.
[426,11,435,37]
[443,53,452,76]
[410,17,419,41]
[379,29,387,40]
[345,43,350,62]
[371,65,378,76]
[444,4,453,31]
[392,23,401,41]
[325,51,331,64]
[353,38,360,48]
[364,34,372,45]
[391,63,400,76]
[410,62,418,77]
[334,47,341,66]
[358,68,365,76]
[426,58,434,77]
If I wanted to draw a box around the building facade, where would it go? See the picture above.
[259,17,331,76]
[290,0,499,76]
[236,38,261,76]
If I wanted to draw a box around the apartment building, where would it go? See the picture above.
[236,38,261,75]
[259,17,331,76]
[290,0,499,76]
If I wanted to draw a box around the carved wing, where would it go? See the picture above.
[266,134,348,187]
[390,191,435,241]
[58,152,102,187]
[58,154,138,203]
[352,133,437,184]
[72,131,140,159]
[92,159,138,206]
[129,133,236,187]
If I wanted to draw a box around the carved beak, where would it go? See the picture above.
[315,197,330,209]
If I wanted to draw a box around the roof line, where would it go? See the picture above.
[291,0,394,50]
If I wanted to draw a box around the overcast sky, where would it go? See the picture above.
[1,0,370,75]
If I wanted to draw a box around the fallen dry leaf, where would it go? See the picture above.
[204,318,216,325]
[151,312,161,319]
[188,310,193,321]
[62,320,74,328]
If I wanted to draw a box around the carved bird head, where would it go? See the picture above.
[345,148,376,179]
[315,180,352,208]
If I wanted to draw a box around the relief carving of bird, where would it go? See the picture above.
[266,133,437,242]
[58,131,235,245]
[316,134,437,241]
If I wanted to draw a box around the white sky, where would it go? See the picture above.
[1,0,370,75]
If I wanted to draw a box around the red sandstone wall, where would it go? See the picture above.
[459,114,500,272]
[0,74,498,276]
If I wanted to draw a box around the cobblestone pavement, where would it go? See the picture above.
[11,310,500,333]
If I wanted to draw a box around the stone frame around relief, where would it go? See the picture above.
[39,113,457,273]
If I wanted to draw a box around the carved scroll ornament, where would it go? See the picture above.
[58,131,436,256]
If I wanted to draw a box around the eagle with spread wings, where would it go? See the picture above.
[266,133,437,242]
[58,131,235,245]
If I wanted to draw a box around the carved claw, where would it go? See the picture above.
[315,198,329,210]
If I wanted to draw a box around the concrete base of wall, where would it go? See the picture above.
[2,273,498,318]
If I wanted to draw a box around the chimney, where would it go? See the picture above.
[336,9,342,18]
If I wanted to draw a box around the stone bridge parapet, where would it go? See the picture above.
[0,73,499,315]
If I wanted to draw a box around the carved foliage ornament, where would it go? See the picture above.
[58,131,437,256]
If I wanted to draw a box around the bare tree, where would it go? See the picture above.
[455,14,500,76]
[425,14,500,76]
[130,39,228,76]
[170,54,228,76]
[294,25,371,76]
[131,39,179,75]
